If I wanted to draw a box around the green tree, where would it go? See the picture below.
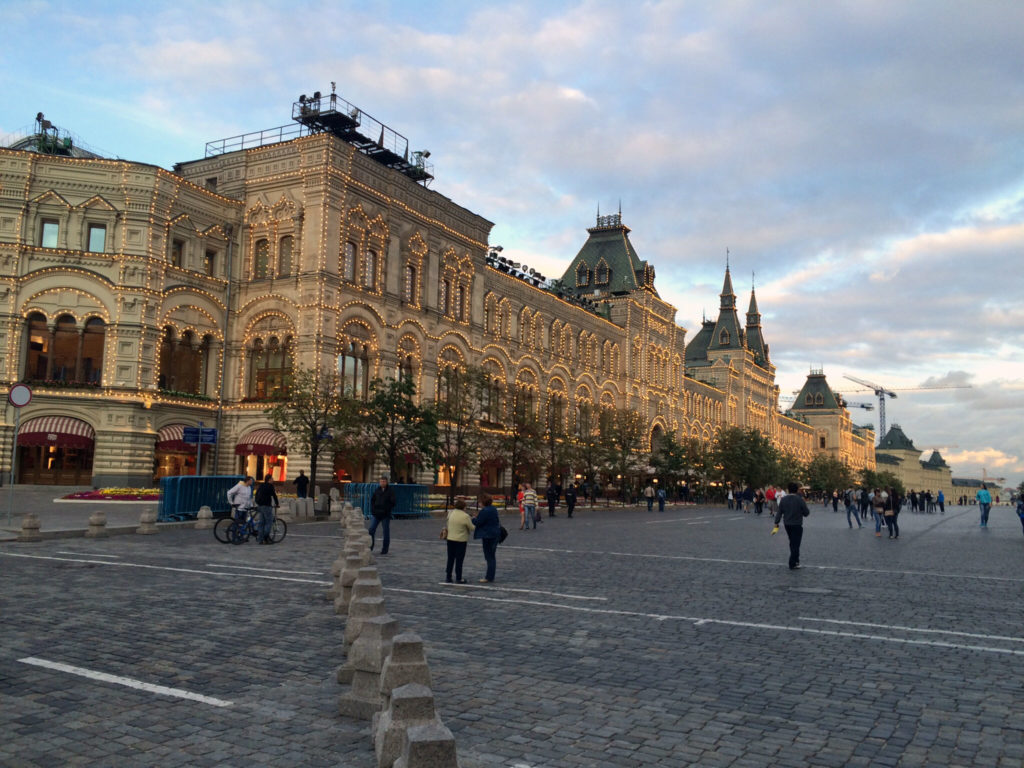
[362,377,438,479]
[859,467,905,496]
[601,405,646,502]
[569,402,605,501]
[804,454,854,494]
[543,395,573,483]
[485,388,543,505]
[774,452,806,488]
[433,366,486,504]
[712,426,779,489]
[265,367,357,487]
[650,430,687,490]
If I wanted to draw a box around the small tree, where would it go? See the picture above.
[362,377,438,480]
[490,388,543,505]
[859,467,905,496]
[805,454,853,495]
[433,366,486,504]
[265,367,356,487]
[650,430,687,492]
[543,395,572,485]
[712,426,780,489]
[570,401,605,505]
[601,405,646,503]
[774,451,806,488]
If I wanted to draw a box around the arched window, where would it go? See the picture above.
[254,239,270,279]
[403,263,417,304]
[440,279,451,317]
[456,284,466,321]
[805,394,813,405]
[814,393,824,405]
[399,354,415,383]
[719,329,730,345]
[81,318,106,384]
[278,236,293,277]
[343,242,356,281]
[595,260,610,284]
[338,340,369,400]
[52,315,78,382]
[576,262,589,286]
[364,249,377,289]
[24,313,49,380]
[247,335,292,399]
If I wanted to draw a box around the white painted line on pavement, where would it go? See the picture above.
[205,563,324,575]
[727,516,745,520]
[798,617,1024,644]
[435,582,607,601]
[687,521,711,526]
[644,515,715,525]
[387,587,1024,657]
[56,551,120,558]
[18,657,233,707]
[0,552,332,585]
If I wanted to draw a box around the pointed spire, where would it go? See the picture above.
[747,285,760,322]
[720,264,736,309]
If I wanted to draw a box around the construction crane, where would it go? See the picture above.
[843,375,898,438]
[843,374,970,440]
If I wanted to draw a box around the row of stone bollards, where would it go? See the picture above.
[331,502,460,768]
[16,508,160,541]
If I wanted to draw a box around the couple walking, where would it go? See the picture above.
[444,497,502,583]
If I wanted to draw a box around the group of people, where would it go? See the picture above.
[226,474,280,544]
[514,480,579,529]
[443,496,502,583]
[728,486,782,517]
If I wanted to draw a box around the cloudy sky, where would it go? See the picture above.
[4,1,1023,486]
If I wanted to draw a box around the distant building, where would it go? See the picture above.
[786,369,876,473]
[875,424,953,498]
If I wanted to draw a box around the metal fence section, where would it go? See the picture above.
[158,475,245,522]
[343,483,430,519]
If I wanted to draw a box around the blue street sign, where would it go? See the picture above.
[183,427,218,444]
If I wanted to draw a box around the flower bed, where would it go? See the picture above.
[63,488,160,501]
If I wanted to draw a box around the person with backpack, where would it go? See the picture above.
[656,485,667,512]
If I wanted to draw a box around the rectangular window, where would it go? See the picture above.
[40,220,59,248]
[205,177,217,192]
[205,249,217,276]
[440,279,451,316]
[87,224,106,253]
[171,239,184,267]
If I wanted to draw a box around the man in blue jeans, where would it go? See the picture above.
[773,482,810,569]
[369,475,396,554]
[976,486,992,527]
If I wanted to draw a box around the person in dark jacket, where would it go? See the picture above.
[772,482,810,569]
[472,495,501,582]
[546,482,559,517]
[369,475,397,554]
[564,483,577,518]
[254,473,279,544]
[292,470,309,499]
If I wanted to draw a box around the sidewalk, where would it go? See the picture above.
[0,485,161,540]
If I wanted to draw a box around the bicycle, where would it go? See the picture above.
[214,507,286,544]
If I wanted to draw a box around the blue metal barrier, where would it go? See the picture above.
[343,483,430,519]
[158,475,245,522]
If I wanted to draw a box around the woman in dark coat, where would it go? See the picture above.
[472,495,501,583]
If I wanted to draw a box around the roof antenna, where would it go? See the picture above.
[726,247,730,271]
[752,270,756,290]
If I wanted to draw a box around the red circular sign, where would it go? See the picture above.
[8,384,32,408]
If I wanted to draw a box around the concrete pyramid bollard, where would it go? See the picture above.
[338,613,399,720]
[337,596,386,684]
[392,721,460,768]
[374,683,443,768]
[337,567,382,619]
[18,512,42,542]
[379,633,432,710]
[137,508,159,535]
[305,497,317,519]
[278,499,295,522]
[335,553,370,613]
[84,510,108,539]
[194,505,214,530]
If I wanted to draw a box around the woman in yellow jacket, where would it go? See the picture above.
[445,499,475,584]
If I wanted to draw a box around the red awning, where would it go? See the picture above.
[235,428,287,456]
[18,416,95,448]
[156,424,210,453]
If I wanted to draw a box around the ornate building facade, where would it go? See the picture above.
[0,96,874,487]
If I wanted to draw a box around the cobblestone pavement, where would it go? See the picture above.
[1,501,1022,766]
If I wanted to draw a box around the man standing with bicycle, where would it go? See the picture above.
[254,473,279,545]
[227,476,254,522]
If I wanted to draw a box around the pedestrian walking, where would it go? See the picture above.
[546,481,559,517]
[472,495,501,583]
[1016,496,1024,536]
[871,488,887,537]
[727,487,735,510]
[522,482,538,529]
[565,483,578,518]
[859,488,870,523]
[644,482,655,511]
[937,490,945,514]
[444,499,474,584]
[516,483,526,530]
[772,482,810,570]
[831,490,839,512]
[976,486,992,527]
[292,470,309,499]
[254,473,279,544]
[884,487,900,539]
[368,475,396,554]
[846,489,862,529]
[657,485,666,512]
